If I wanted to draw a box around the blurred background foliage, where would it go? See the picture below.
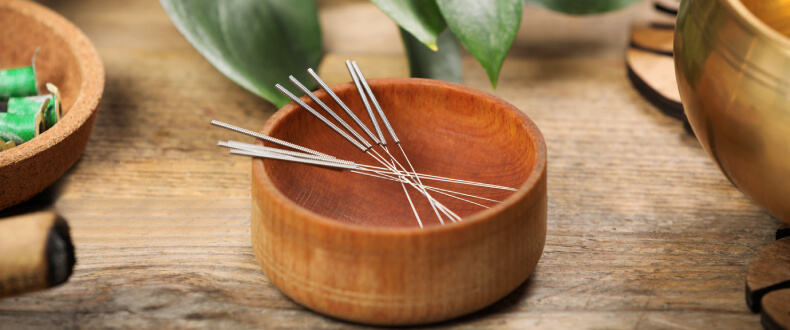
[161,0,641,107]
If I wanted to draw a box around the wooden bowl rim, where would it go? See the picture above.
[255,78,547,236]
[0,0,105,167]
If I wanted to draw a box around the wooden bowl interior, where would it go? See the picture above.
[263,80,538,228]
[0,5,81,113]
[741,0,790,38]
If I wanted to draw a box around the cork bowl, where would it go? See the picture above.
[251,78,547,325]
[0,0,104,210]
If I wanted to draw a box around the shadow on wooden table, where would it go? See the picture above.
[0,160,74,219]
[424,277,535,328]
[306,276,535,328]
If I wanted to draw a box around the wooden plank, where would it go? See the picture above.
[0,0,776,328]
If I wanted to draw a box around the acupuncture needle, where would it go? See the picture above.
[229,149,356,170]
[289,76,372,150]
[307,68,436,194]
[276,82,428,226]
[211,120,334,158]
[221,140,502,203]
[275,82,403,179]
[305,68,419,189]
[355,164,517,191]
[348,61,454,223]
[274,84,368,153]
[226,146,472,220]
[307,68,381,145]
[346,61,387,146]
[350,170,490,208]
[288,76,409,181]
[339,62,462,222]
[227,146,490,211]
[276,82,406,182]
[215,76,513,225]
[219,141,354,165]
[289,75,395,172]
[337,62,416,179]
[212,104,508,225]
[288,75,425,226]
[348,65,446,224]
[212,122,516,193]
[337,72,515,193]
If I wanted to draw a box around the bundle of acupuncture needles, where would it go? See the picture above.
[213,60,517,228]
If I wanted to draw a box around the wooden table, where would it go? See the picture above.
[0,0,780,328]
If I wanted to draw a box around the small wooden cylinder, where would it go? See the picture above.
[0,212,75,298]
[251,78,547,325]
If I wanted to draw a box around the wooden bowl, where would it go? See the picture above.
[675,0,790,223]
[0,0,104,210]
[251,78,547,325]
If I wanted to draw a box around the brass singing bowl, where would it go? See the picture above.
[675,0,790,223]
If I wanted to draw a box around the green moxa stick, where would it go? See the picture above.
[0,100,45,142]
[43,83,61,130]
[8,95,49,115]
[7,84,61,129]
[11,94,58,128]
[0,130,23,145]
[0,66,37,101]
[2,140,16,151]
[43,96,58,129]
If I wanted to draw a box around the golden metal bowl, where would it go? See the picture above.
[675,0,790,223]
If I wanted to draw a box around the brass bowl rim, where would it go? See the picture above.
[685,0,790,86]
[722,0,790,50]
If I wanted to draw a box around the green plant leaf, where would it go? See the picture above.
[160,0,323,108]
[436,0,522,88]
[371,0,446,51]
[524,0,640,15]
[401,28,462,84]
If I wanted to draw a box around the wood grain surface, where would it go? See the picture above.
[0,0,781,328]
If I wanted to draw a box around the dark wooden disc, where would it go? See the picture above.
[763,290,790,330]
[630,25,674,56]
[626,1,691,131]
[654,0,680,15]
[625,48,685,121]
[746,225,790,330]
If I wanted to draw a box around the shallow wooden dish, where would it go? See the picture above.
[0,0,104,210]
[251,78,547,325]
